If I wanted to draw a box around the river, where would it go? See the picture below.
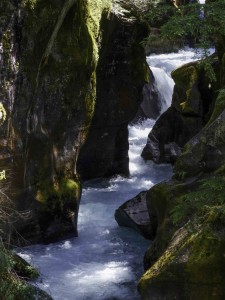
[17,49,199,300]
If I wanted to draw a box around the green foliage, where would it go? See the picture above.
[171,176,225,224]
[143,0,225,81]
[144,2,175,27]
[160,1,225,44]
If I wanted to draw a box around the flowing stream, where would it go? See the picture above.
[17,49,199,300]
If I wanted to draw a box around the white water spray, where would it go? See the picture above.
[147,49,203,114]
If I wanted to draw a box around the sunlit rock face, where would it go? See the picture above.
[0,0,148,242]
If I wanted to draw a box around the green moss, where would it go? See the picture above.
[86,0,111,62]
[146,182,170,225]
[60,179,79,197]
[171,62,203,116]
[2,30,11,65]
[11,254,39,280]
[0,244,50,299]
[207,88,225,125]
[139,174,225,299]
[172,63,198,89]
[139,223,225,299]
[171,176,225,225]
[36,177,80,205]
[20,0,112,128]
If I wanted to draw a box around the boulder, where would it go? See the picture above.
[115,191,156,239]
[141,60,215,164]
[141,107,201,163]
[135,68,162,121]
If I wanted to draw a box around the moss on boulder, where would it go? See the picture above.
[139,101,225,297]
[0,244,52,299]
[174,109,225,177]
[139,171,225,299]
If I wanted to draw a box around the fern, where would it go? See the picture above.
[171,176,225,224]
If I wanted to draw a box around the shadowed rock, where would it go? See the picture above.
[115,191,156,239]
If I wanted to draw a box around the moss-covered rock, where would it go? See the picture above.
[138,173,225,299]
[141,57,218,164]
[0,0,149,242]
[12,0,109,242]
[139,220,225,300]
[174,109,225,177]
[0,245,52,299]
[77,3,149,179]
[139,101,225,297]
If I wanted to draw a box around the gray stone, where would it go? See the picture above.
[115,191,155,239]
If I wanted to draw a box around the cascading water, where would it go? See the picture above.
[17,49,200,300]
[146,49,204,113]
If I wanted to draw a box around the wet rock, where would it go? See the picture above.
[141,60,215,164]
[134,68,162,121]
[115,191,156,239]
[141,107,202,163]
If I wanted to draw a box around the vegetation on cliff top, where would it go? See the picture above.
[143,0,225,80]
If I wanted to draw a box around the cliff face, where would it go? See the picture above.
[138,34,225,300]
[0,0,148,243]
[77,6,149,179]
[139,116,225,299]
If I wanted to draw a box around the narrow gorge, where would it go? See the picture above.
[1,0,225,299]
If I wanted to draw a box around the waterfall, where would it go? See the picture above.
[16,49,200,300]
[146,49,204,115]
